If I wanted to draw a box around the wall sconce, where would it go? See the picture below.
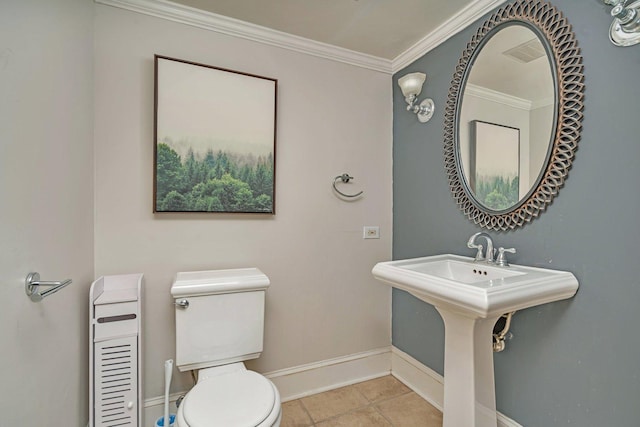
[397,72,435,123]
[603,0,640,46]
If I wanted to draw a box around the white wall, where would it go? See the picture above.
[94,5,393,399]
[0,0,94,425]
[529,104,554,185]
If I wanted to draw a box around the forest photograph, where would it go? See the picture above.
[154,55,277,213]
[474,175,519,211]
[471,121,520,211]
[155,142,274,212]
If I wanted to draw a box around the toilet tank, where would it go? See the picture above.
[171,268,270,372]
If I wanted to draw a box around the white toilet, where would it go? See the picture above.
[171,268,281,427]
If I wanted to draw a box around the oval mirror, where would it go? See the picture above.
[444,0,585,231]
[458,24,555,212]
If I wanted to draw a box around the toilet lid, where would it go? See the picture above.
[182,371,276,427]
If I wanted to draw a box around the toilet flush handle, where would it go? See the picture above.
[174,299,189,309]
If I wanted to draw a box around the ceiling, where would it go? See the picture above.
[159,2,553,107]
[170,0,476,60]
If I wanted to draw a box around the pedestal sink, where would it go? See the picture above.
[372,254,578,427]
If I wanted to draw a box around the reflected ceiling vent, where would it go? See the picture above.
[503,38,545,63]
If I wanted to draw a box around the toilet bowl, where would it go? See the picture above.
[176,364,281,427]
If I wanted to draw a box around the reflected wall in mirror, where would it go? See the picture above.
[444,0,584,231]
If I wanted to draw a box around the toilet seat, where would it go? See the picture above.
[177,370,281,427]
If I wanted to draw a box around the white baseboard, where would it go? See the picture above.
[144,346,521,427]
[265,347,392,402]
[143,346,392,424]
[391,346,444,410]
[391,347,522,427]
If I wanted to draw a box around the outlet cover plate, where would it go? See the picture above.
[363,226,380,239]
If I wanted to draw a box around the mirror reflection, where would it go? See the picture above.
[458,24,555,212]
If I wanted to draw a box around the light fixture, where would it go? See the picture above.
[603,0,640,46]
[397,72,435,123]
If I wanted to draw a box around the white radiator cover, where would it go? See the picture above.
[90,274,144,427]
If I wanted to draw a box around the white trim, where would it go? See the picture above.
[391,346,523,427]
[95,0,507,75]
[465,84,555,111]
[391,346,444,410]
[143,346,521,426]
[142,347,392,423]
[391,0,508,73]
[466,84,533,110]
[266,347,392,402]
[95,0,392,73]
[531,97,555,109]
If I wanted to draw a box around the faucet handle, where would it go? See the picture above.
[496,247,516,267]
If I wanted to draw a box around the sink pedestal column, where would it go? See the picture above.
[436,308,501,427]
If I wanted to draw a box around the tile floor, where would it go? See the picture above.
[280,375,443,427]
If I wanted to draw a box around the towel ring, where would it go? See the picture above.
[333,173,363,198]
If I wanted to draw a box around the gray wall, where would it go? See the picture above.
[392,1,640,426]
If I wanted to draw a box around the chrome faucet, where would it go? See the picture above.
[467,232,495,263]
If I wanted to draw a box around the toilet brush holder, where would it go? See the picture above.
[155,414,176,427]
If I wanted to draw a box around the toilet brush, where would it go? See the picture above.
[164,359,174,427]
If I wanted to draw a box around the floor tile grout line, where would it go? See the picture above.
[372,404,396,427]
[298,388,417,426]
[296,398,317,426]
[367,390,418,427]
[288,376,442,426]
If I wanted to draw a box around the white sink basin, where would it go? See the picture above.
[372,253,579,427]
[372,254,578,318]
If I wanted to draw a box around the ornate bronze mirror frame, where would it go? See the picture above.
[444,0,584,230]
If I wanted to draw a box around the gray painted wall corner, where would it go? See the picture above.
[392,1,640,426]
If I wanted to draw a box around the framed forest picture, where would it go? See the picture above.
[154,55,277,213]
[470,120,520,211]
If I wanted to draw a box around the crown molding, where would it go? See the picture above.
[95,0,393,73]
[96,0,506,75]
[465,84,532,110]
[391,0,508,73]
[466,84,555,111]
[531,97,555,109]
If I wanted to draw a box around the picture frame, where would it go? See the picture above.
[469,120,520,211]
[154,55,277,214]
